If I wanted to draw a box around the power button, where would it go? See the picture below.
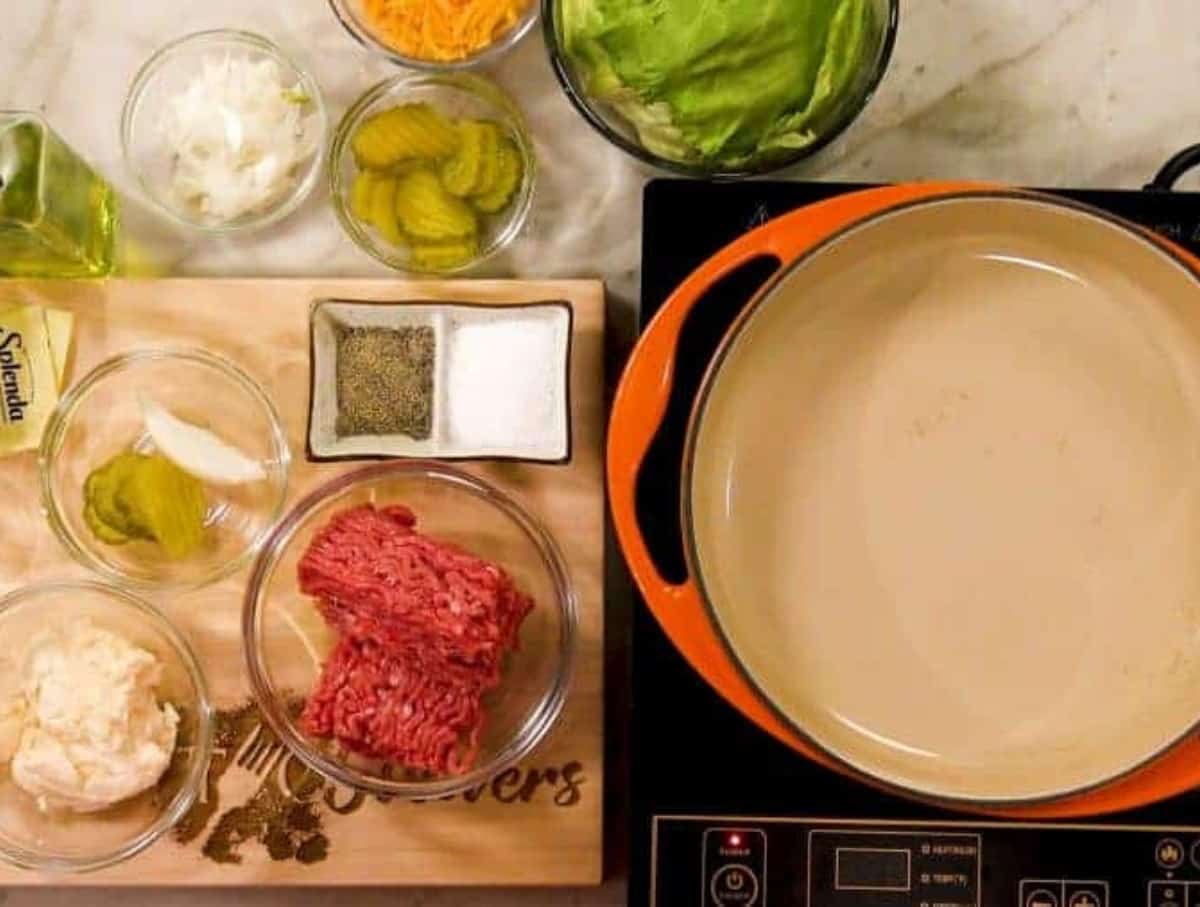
[711,864,761,906]
[703,828,767,907]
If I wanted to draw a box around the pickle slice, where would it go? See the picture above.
[350,171,376,222]
[351,103,460,169]
[120,455,207,560]
[82,452,207,556]
[368,175,404,246]
[394,170,478,241]
[87,452,153,541]
[440,121,500,198]
[84,500,131,545]
[469,123,506,196]
[408,237,479,271]
[472,139,523,214]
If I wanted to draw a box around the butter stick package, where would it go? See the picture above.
[0,306,60,455]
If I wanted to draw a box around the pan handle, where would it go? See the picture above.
[1146,143,1200,191]
[609,180,997,750]
[608,215,822,693]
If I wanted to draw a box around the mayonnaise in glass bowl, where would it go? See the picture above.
[0,581,212,874]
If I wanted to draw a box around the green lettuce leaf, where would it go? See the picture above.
[560,0,877,167]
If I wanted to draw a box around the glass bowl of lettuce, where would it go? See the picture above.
[544,0,899,177]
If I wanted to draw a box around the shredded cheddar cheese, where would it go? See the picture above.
[363,0,530,62]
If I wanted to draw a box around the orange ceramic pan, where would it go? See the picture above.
[610,181,1200,817]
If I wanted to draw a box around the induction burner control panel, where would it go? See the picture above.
[653,816,1200,907]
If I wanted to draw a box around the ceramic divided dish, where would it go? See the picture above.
[309,299,572,462]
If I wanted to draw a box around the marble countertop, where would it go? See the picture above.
[5,0,1200,904]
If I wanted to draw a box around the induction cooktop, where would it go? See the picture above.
[630,177,1200,907]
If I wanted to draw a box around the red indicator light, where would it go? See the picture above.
[729,833,742,847]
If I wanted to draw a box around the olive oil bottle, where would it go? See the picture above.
[0,112,117,277]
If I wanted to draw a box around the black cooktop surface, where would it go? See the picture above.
[631,179,1200,907]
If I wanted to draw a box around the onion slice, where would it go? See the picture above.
[140,395,266,485]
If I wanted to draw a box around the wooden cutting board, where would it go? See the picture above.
[0,278,605,886]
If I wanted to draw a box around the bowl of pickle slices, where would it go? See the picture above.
[39,348,291,591]
[330,72,535,274]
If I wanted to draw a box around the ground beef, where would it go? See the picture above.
[298,504,531,684]
[301,638,486,776]
[298,504,534,775]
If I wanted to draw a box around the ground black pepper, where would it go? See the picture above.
[335,325,435,440]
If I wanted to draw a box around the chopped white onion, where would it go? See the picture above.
[161,54,318,224]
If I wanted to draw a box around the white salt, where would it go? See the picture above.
[444,313,568,456]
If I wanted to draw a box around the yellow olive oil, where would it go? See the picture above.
[0,112,117,278]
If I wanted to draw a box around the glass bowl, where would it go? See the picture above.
[542,0,900,177]
[121,29,327,232]
[0,581,212,873]
[328,0,539,70]
[39,348,291,591]
[329,73,536,274]
[243,462,575,798]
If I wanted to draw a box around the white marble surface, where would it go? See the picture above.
[5,0,1200,904]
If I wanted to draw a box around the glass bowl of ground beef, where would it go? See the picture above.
[242,461,576,797]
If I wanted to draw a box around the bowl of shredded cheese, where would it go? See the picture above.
[329,0,538,69]
[121,30,327,232]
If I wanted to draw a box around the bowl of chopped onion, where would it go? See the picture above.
[121,30,327,232]
[328,0,538,70]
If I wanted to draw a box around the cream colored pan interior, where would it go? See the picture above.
[689,194,1200,803]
